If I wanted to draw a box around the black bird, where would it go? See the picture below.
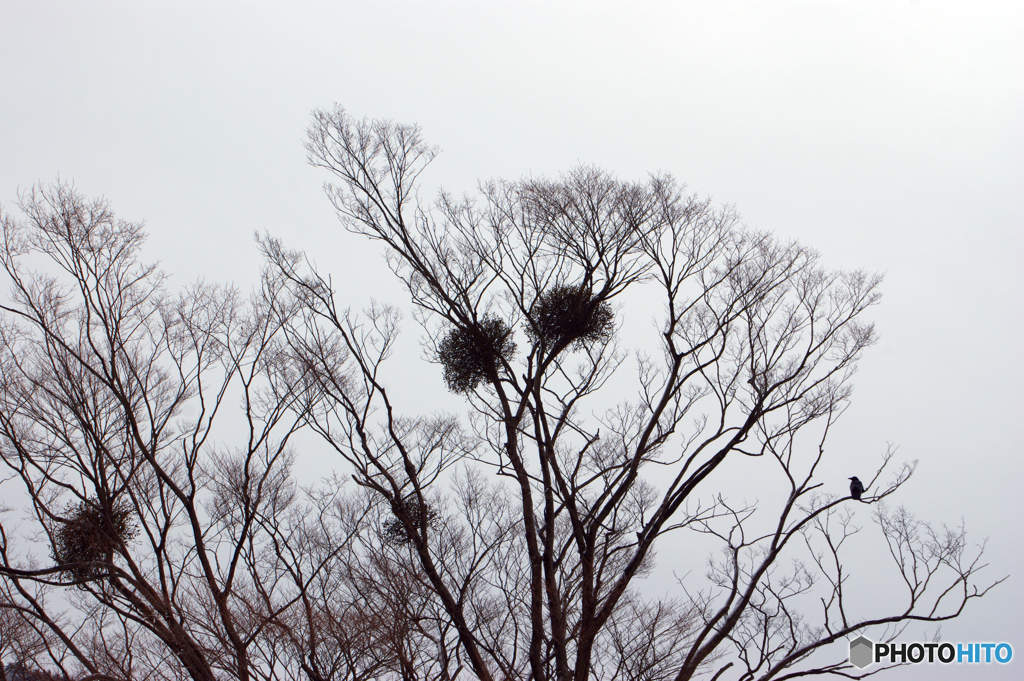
[849,476,865,501]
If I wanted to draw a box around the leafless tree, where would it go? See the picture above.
[0,181,517,681]
[254,105,1002,681]
[0,184,448,681]
[0,182,299,680]
[0,108,1002,681]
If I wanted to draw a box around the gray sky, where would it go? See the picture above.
[1,2,1021,678]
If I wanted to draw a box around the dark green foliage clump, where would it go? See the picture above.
[437,315,516,393]
[53,498,137,585]
[382,497,439,546]
[527,284,614,351]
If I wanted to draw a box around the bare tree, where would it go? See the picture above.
[0,182,293,680]
[257,105,1002,681]
[0,108,1002,681]
[0,183,487,681]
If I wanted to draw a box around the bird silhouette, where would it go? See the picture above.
[849,476,864,501]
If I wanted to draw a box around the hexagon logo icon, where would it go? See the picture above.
[849,636,874,669]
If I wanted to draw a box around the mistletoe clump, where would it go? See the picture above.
[382,496,439,545]
[437,315,516,393]
[527,284,614,351]
[53,497,137,584]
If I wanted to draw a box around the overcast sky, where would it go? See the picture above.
[1,2,1021,678]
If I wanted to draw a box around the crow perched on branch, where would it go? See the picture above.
[849,476,865,501]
